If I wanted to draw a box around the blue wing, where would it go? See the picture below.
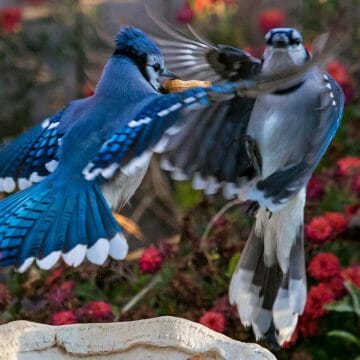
[0,109,66,194]
[253,74,344,208]
[83,85,238,181]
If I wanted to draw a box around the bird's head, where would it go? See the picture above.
[262,28,309,74]
[114,26,178,91]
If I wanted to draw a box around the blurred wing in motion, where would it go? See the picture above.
[158,96,261,199]
[147,8,262,83]
[147,10,263,198]
[82,84,239,182]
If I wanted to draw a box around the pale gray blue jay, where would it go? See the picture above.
[150,22,344,348]
[0,27,240,273]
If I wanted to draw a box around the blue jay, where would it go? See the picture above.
[150,21,344,347]
[0,27,240,273]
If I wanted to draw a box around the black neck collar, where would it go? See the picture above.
[272,80,305,95]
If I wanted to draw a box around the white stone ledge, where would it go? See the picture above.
[0,316,276,360]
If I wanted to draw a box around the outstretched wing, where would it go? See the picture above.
[249,74,344,211]
[148,11,261,83]
[158,96,260,199]
[82,84,239,182]
[146,13,263,198]
[0,108,67,194]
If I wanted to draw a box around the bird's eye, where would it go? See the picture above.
[293,38,302,45]
[153,63,161,72]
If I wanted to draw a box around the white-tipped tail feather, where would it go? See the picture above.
[229,188,307,347]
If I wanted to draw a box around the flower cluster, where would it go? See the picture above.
[199,310,226,333]
[305,212,348,243]
[327,61,355,104]
[50,301,114,325]
[138,245,164,274]
[258,8,285,34]
[285,251,359,348]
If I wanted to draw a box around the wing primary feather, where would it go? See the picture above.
[152,37,207,51]
[147,6,209,48]
[187,24,218,50]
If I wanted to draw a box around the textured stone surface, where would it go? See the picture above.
[0,317,276,360]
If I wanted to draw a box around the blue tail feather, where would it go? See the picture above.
[0,178,128,272]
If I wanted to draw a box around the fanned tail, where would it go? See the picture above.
[0,177,128,272]
[229,189,306,348]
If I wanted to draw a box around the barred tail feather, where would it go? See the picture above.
[229,190,306,348]
[0,178,128,272]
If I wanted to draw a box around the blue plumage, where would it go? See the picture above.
[0,26,238,272]
[115,27,162,58]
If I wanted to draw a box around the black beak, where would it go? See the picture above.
[272,33,289,48]
[161,68,180,79]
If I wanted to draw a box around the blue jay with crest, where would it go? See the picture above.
[148,17,344,348]
[0,27,242,272]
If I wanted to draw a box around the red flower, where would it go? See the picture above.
[139,245,164,274]
[51,310,77,325]
[258,9,285,34]
[324,275,346,299]
[345,204,360,218]
[305,216,333,243]
[212,295,238,318]
[76,301,114,322]
[337,156,360,175]
[304,283,334,319]
[341,265,360,288]
[324,212,348,235]
[45,268,64,287]
[298,314,320,338]
[307,252,340,280]
[282,327,299,348]
[307,176,325,200]
[176,2,194,24]
[327,60,349,83]
[340,80,355,104]
[199,311,226,333]
[327,61,355,104]
[0,7,22,34]
[0,283,11,311]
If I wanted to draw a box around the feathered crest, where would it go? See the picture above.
[115,26,162,58]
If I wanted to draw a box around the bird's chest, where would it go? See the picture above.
[247,92,312,176]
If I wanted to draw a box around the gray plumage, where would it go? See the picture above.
[149,21,344,347]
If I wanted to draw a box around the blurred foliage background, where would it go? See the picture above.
[0,1,359,359]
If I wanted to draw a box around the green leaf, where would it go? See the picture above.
[328,330,360,347]
[174,182,203,209]
[325,296,354,313]
[344,281,360,317]
[226,252,241,277]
